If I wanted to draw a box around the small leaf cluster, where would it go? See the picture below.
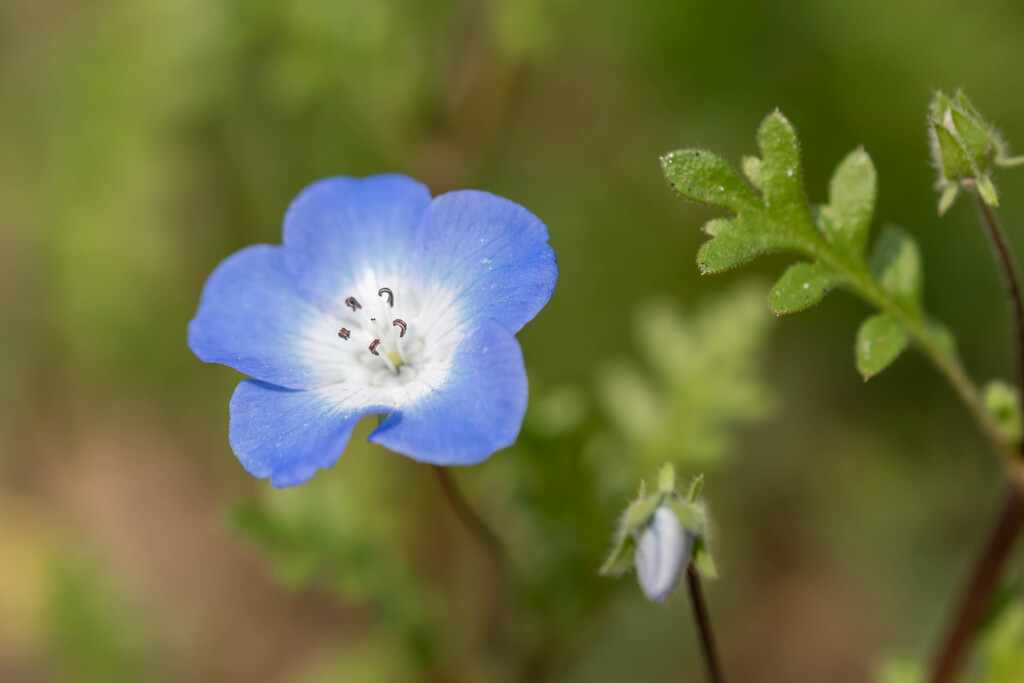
[661,110,943,379]
[928,90,1024,215]
[599,464,715,581]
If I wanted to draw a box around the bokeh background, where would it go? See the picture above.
[3,1,1024,681]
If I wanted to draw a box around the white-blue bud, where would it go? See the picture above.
[634,506,693,603]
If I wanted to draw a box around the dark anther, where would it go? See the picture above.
[345,297,361,311]
[337,328,351,340]
[392,319,407,338]
[378,287,394,307]
[369,339,381,356]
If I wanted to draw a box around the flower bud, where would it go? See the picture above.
[927,90,1024,215]
[634,505,694,603]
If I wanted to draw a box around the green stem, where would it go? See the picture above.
[803,239,1023,485]
[925,191,1024,683]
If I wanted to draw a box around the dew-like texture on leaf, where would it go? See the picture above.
[870,227,922,308]
[769,261,844,315]
[818,148,876,258]
[856,314,909,379]
[660,149,760,212]
[662,108,948,379]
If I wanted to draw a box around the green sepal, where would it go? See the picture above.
[977,175,999,206]
[870,226,922,309]
[856,313,909,379]
[657,463,676,493]
[932,122,974,180]
[937,184,959,216]
[769,261,844,315]
[666,499,702,533]
[599,534,636,576]
[984,379,1023,444]
[624,494,661,530]
[818,147,876,257]
[950,108,994,168]
[691,536,717,580]
[661,149,761,213]
[995,154,1024,168]
[686,474,704,503]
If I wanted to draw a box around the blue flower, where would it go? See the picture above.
[188,174,557,487]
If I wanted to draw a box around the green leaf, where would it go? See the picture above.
[661,149,761,212]
[818,147,876,257]
[741,155,764,190]
[932,122,974,180]
[870,227,922,308]
[756,111,807,216]
[856,313,909,379]
[768,261,844,315]
[696,213,799,273]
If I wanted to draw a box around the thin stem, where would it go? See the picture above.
[974,191,1024,402]
[433,466,517,582]
[929,486,1024,683]
[686,564,726,683]
[926,192,1024,683]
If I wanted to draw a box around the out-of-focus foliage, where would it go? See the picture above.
[597,281,775,472]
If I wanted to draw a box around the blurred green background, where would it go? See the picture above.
[3,0,1024,681]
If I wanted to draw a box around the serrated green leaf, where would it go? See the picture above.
[950,108,994,168]
[661,149,761,213]
[741,155,764,190]
[756,111,806,214]
[769,261,844,314]
[932,122,974,179]
[696,213,799,273]
[870,226,922,308]
[818,147,876,257]
[856,313,909,379]
[702,218,729,236]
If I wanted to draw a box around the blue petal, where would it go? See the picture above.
[188,245,347,390]
[368,320,527,465]
[283,174,432,316]
[412,190,557,334]
[229,380,393,487]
